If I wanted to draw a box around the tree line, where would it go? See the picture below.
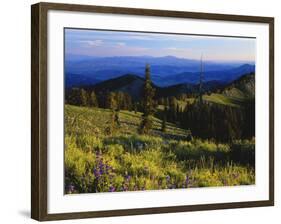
[161,97,255,142]
[65,88,133,111]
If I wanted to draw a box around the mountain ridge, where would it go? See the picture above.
[79,72,254,101]
[65,55,255,87]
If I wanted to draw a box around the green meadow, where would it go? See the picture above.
[64,104,255,194]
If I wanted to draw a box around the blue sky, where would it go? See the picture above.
[65,28,256,62]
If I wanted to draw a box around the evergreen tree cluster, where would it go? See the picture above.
[160,98,255,142]
[66,88,99,107]
[66,88,132,111]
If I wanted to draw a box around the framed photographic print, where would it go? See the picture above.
[31,2,274,221]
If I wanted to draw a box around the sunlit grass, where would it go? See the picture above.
[64,104,255,194]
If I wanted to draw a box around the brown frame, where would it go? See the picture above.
[31,2,274,221]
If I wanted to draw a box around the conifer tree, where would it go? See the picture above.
[105,92,119,135]
[139,64,155,134]
[114,109,120,126]
[67,88,81,105]
[168,97,178,122]
[80,89,89,106]
[90,91,98,107]
[134,103,138,114]
[106,92,116,109]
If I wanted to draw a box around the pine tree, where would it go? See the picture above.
[106,92,117,109]
[105,110,116,135]
[67,88,81,105]
[90,91,98,107]
[169,97,178,122]
[80,89,89,106]
[133,103,136,114]
[114,110,120,126]
[124,93,132,110]
[139,64,155,134]
[105,92,119,135]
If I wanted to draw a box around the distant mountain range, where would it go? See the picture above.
[81,72,254,101]
[65,56,255,88]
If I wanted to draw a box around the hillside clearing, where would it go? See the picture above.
[203,93,244,107]
[65,104,188,140]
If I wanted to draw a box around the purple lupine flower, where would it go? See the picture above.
[93,168,98,176]
[125,175,131,181]
[99,167,104,175]
[98,161,105,174]
[93,168,101,178]
[166,175,171,182]
[67,184,75,193]
[109,186,115,192]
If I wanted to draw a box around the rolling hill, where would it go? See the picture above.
[83,74,148,100]
[78,72,254,104]
[202,73,255,107]
[80,74,223,101]
[223,72,255,99]
[158,64,255,86]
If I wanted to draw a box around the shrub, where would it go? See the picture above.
[173,139,230,165]
[230,139,255,166]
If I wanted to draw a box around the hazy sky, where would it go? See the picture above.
[65,28,256,62]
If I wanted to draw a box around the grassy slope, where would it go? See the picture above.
[65,104,255,193]
[65,104,188,139]
[157,94,244,111]
[203,93,245,108]
[168,92,248,109]
[203,73,254,107]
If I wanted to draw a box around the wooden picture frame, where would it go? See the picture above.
[31,2,274,221]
